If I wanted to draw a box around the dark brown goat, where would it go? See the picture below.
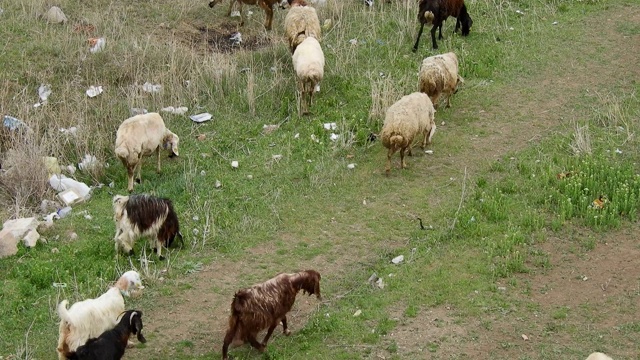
[208,0,285,30]
[221,270,322,360]
[412,0,473,51]
[62,310,146,360]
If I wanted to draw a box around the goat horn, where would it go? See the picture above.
[130,311,138,323]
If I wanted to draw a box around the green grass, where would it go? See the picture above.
[1,0,640,359]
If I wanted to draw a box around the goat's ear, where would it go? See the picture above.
[134,315,147,343]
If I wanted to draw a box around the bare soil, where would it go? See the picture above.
[131,4,640,359]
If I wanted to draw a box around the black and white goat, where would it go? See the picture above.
[62,310,146,360]
[112,194,183,260]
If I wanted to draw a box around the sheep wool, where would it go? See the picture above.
[419,52,463,109]
[380,92,436,174]
[292,36,324,115]
[284,1,321,54]
[585,353,613,360]
[115,112,179,193]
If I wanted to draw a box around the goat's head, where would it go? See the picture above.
[117,271,144,296]
[125,310,147,343]
[163,131,180,157]
[295,270,322,300]
[112,195,129,221]
[208,0,224,8]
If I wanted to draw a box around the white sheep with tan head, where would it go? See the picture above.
[380,92,436,174]
[292,36,324,115]
[115,112,179,193]
[419,52,463,109]
[284,0,321,54]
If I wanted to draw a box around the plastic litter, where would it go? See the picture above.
[425,150,434,154]
[161,106,189,115]
[86,85,103,97]
[43,157,61,175]
[231,160,239,168]
[57,207,72,218]
[89,37,106,53]
[323,122,337,130]
[391,255,404,264]
[142,82,162,93]
[230,32,243,46]
[130,108,148,116]
[190,113,212,123]
[349,38,358,45]
[230,10,241,17]
[330,133,339,141]
[78,154,99,171]
[49,174,91,200]
[59,126,78,135]
[3,115,31,132]
[34,84,52,107]
[347,163,356,169]
[272,154,283,161]
[263,124,279,134]
[353,309,362,317]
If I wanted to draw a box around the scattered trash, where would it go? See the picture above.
[323,122,337,130]
[247,174,253,180]
[86,85,103,98]
[215,180,222,188]
[375,277,384,289]
[294,133,300,139]
[69,232,78,240]
[521,334,529,341]
[367,272,378,284]
[230,32,243,46]
[43,6,67,24]
[240,67,251,73]
[161,106,189,115]
[142,82,162,93]
[49,174,91,204]
[83,213,92,220]
[108,181,114,188]
[582,275,588,281]
[330,133,340,142]
[311,134,320,143]
[59,126,78,136]
[89,37,106,53]
[615,148,623,154]
[497,286,507,291]
[425,150,434,154]
[379,72,386,78]
[57,206,72,218]
[34,84,52,107]
[3,115,31,133]
[231,160,239,168]
[552,21,559,25]
[349,38,358,45]
[51,247,59,253]
[509,27,514,31]
[272,154,283,161]
[515,9,525,15]
[347,163,356,169]
[43,157,61,176]
[52,282,67,288]
[0,8,4,16]
[130,108,148,116]
[190,113,212,123]
[230,10,241,17]
[78,154,99,171]
[589,195,608,210]
[193,215,199,221]
[322,19,332,30]
[270,66,277,72]
[200,170,206,176]
[391,255,404,264]
[353,309,362,317]
[367,133,377,142]
[364,0,373,7]
[263,124,280,134]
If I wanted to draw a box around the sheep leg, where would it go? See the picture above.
[156,146,162,173]
[386,148,396,174]
[226,0,235,16]
[247,333,266,352]
[134,155,143,184]
[400,147,407,169]
[259,1,274,30]
[126,164,136,193]
[412,22,425,52]
[282,315,291,336]
[222,327,236,360]
[430,24,439,49]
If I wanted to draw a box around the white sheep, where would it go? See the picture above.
[284,0,321,54]
[56,271,144,360]
[292,36,324,115]
[418,52,463,109]
[115,113,179,193]
[585,353,613,360]
[380,92,436,174]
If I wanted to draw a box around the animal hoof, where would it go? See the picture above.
[128,249,134,256]
[284,329,292,336]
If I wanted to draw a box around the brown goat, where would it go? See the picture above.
[208,0,284,30]
[412,0,473,51]
[221,270,322,360]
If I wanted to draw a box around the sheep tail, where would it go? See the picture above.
[389,135,405,149]
[57,300,73,325]
[423,11,434,23]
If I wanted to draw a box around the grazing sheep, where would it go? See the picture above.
[419,52,463,109]
[585,353,613,360]
[292,36,325,115]
[412,0,473,51]
[284,0,321,54]
[61,310,146,360]
[221,270,322,360]
[380,92,436,174]
[112,194,182,260]
[57,271,144,360]
[115,112,179,193]
[208,0,284,30]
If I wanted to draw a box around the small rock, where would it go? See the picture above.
[367,272,378,284]
[215,180,222,188]
[44,6,67,24]
[51,247,59,254]
[353,309,362,317]
[375,278,384,289]
[69,232,78,240]
[247,175,253,180]
[521,334,529,341]
[0,230,18,258]
[231,161,239,168]
[23,230,40,248]
[391,255,404,264]
[347,163,356,169]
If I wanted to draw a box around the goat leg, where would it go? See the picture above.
[282,315,291,336]
[430,24,439,49]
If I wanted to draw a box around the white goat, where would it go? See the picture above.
[56,271,144,360]
[115,113,179,193]
[292,36,324,115]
